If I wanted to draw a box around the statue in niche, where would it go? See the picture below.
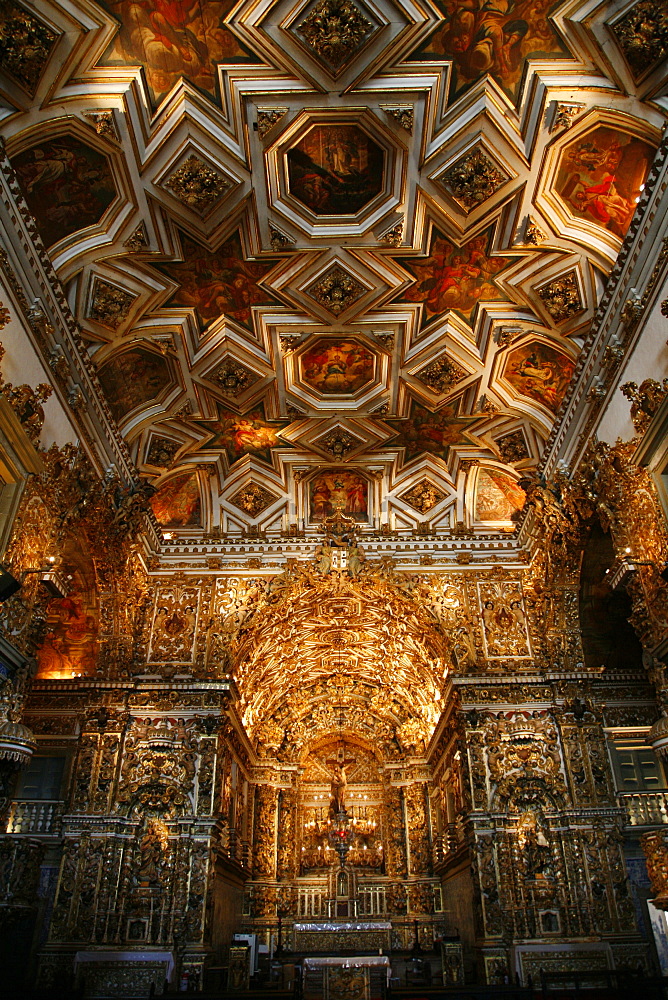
[517,810,553,879]
[326,750,356,816]
[135,818,169,887]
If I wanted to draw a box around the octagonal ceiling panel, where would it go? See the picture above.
[496,339,578,418]
[266,109,404,237]
[287,335,389,410]
[536,109,660,262]
[287,124,385,214]
[8,126,128,255]
[300,338,376,394]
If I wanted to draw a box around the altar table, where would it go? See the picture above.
[303,954,391,1000]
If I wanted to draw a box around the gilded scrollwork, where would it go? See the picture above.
[148,583,200,662]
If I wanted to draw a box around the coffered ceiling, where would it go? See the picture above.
[0,0,666,537]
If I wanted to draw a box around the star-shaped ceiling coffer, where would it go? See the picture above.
[382,398,492,469]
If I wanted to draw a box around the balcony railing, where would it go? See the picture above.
[620,790,668,826]
[6,799,64,835]
[433,825,461,864]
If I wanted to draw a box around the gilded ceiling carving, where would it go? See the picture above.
[212,563,449,740]
[438,148,509,212]
[0,0,664,537]
[611,2,668,82]
[0,1,57,96]
[162,154,232,216]
[294,0,375,72]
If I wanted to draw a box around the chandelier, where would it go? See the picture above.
[327,809,355,866]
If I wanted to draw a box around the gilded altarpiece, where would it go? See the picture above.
[2,477,657,986]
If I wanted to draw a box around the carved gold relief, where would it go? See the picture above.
[415,356,467,395]
[229,482,278,517]
[164,154,230,214]
[613,2,668,79]
[399,479,447,514]
[295,0,374,71]
[0,0,57,95]
[537,271,583,323]
[88,277,136,330]
[149,583,200,662]
[439,149,508,211]
[305,265,366,315]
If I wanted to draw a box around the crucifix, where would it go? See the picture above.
[325,746,356,816]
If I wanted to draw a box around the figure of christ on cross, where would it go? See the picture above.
[326,749,357,817]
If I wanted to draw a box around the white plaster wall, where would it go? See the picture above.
[0,275,78,450]
[597,274,668,446]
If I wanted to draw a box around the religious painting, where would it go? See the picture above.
[287,125,384,215]
[199,404,290,465]
[150,472,201,527]
[502,342,575,414]
[11,136,117,248]
[158,231,279,331]
[309,470,368,522]
[400,228,510,324]
[555,127,655,238]
[97,347,173,422]
[475,468,525,521]
[384,401,480,462]
[300,339,376,394]
[407,0,569,104]
[36,593,98,679]
[98,0,257,107]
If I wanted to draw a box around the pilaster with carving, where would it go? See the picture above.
[404,781,432,876]
[383,784,407,878]
[276,787,297,880]
[252,784,277,879]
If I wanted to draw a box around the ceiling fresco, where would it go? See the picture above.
[407,0,570,103]
[300,339,376,395]
[157,231,281,329]
[399,227,512,324]
[98,0,258,106]
[196,404,292,466]
[286,125,385,215]
[554,125,654,236]
[11,135,117,247]
[0,0,666,535]
[150,472,202,527]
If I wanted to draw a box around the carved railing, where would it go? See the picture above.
[6,799,64,835]
[219,826,251,869]
[298,886,327,917]
[358,883,387,915]
[433,825,460,864]
[620,791,668,826]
